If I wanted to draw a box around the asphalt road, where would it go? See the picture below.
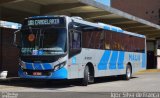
[0,72,160,98]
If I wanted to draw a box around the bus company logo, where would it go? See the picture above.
[129,54,140,61]
[34,64,40,69]
[1,92,18,98]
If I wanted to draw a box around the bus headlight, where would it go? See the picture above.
[54,61,66,71]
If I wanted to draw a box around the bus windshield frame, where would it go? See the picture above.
[20,17,67,57]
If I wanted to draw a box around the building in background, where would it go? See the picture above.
[111,0,160,25]
[0,21,21,77]
[110,0,160,69]
[157,39,160,69]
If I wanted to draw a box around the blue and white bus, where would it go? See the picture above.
[14,16,146,86]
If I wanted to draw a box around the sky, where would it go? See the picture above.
[0,20,21,29]
[95,0,111,6]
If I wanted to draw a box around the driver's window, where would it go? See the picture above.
[69,29,82,58]
[71,31,81,49]
[70,30,81,49]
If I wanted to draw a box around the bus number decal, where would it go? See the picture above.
[84,57,92,60]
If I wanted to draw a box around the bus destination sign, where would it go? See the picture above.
[28,19,60,26]
[26,17,65,27]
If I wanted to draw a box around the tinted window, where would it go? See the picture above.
[82,29,145,53]
[82,30,104,49]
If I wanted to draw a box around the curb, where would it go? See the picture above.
[135,69,160,75]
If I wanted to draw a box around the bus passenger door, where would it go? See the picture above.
[68,27,82,79]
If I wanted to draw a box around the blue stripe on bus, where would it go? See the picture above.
[26,63,33,70]
[34,63,43,70]
[117,51,125,69]
[29,16,54,19]
[111,27,118,32]
[109,51,118,69]
[98,50,111,70]
[117,29,124,33]
[104,26,110,30]
[142,53,146,68]
[50,67,68,79]
[43,63,52,70]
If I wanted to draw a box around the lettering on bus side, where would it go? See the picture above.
[129,54,140,61]
[84,57,92,60]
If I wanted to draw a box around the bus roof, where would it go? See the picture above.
[71,16,146,38]
[27,15,66,19]
[26,15,146,38]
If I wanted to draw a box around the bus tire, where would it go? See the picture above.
[82,66,89,86]
[124,65,132,80]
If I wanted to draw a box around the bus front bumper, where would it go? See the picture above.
[18,67,68,79]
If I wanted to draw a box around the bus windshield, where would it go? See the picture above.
[21,27,67,56]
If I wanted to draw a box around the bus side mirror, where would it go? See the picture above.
[13,30,21,48]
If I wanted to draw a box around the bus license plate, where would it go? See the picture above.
[33,72,42,76]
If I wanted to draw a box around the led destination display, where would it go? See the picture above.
[28,19,60,26]
[23,17,65,27]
